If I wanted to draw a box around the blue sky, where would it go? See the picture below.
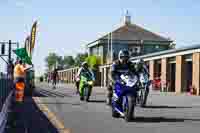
[0,0,200,76]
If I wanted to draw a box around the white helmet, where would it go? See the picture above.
[118,49,130,61]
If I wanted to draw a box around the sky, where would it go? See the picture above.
[0,0,200,76]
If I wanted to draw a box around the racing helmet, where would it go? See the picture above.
[118,49,130,62]
[81,61,89,68]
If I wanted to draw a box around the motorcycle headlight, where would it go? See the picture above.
[88,81,93,85]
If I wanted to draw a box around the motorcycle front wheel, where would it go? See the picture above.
[138,89,145,107]
[84,86,92,102]
[124,95,135,122]
[142,88,149,107]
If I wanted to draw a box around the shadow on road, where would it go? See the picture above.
[143,105,192,109]
[5,98,60,133]
[88,100,106,103]
[130,117,200,123]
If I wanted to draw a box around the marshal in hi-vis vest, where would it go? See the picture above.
[15,82,25,102]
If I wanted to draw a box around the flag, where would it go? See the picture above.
[30,21,37,54]
[24,36,31,58]
[13,48,32,65]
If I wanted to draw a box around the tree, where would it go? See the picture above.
[45,52,60,70]
[57,56,64,69]
[45,52,89,72]
[85,55,101,70]
[62,56,75,68]
[74,53,88,66]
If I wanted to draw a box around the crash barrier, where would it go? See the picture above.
[0,78,13,133]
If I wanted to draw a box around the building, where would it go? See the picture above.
[87,12,174,64]
[98,44,200,95]
[57,13,200,96]
[132,44,200,95]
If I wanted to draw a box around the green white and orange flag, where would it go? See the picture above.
[13,48,32,65]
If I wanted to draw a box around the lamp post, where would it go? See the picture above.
[0,40,19,63]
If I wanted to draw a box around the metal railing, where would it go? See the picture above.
[0,77,13,110]
[0,77,13,133]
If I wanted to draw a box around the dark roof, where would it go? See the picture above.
[130,44,200,60]
[87,23,172,46]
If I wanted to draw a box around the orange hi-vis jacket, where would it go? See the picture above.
[14,64,26,102]
[14,64,26,78]
[15,82,25,102]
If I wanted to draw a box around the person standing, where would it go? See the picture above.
[11,59,32,127]
[52,69,58,89]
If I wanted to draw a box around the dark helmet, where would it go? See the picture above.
[81,61,88,68]
[118,49,130,61]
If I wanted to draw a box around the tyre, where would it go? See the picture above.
[112,106,120,118]
[124,95,135,122]
[84,87,88,101]
[86,87,91,102]
[142,88,149,107]
[139,89,145,107]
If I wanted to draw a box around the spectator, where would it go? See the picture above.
[7,59,14,80]
[52,69,58,89]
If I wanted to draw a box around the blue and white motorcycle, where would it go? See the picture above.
[137,72,151,107]
[112,72,138,122]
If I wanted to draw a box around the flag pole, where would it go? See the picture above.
[107,33,109,63]
[110,32,113,61]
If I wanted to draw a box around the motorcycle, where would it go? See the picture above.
[111,72,138,122]
[79,72,94,102]
[137,72,151,107]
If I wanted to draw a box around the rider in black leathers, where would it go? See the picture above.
[106,49,137,105]
[106,50,150,105]
[134,59,149,78]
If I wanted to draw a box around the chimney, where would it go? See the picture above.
[124,10,131,25]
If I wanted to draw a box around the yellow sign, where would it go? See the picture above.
[30,21,37,54]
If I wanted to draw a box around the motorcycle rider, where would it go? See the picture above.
[77,61,94,101]
[134,58,150,105]
[109,49,137,105]
[134,58,149,77]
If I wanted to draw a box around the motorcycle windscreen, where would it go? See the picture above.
[126,76,138,87]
